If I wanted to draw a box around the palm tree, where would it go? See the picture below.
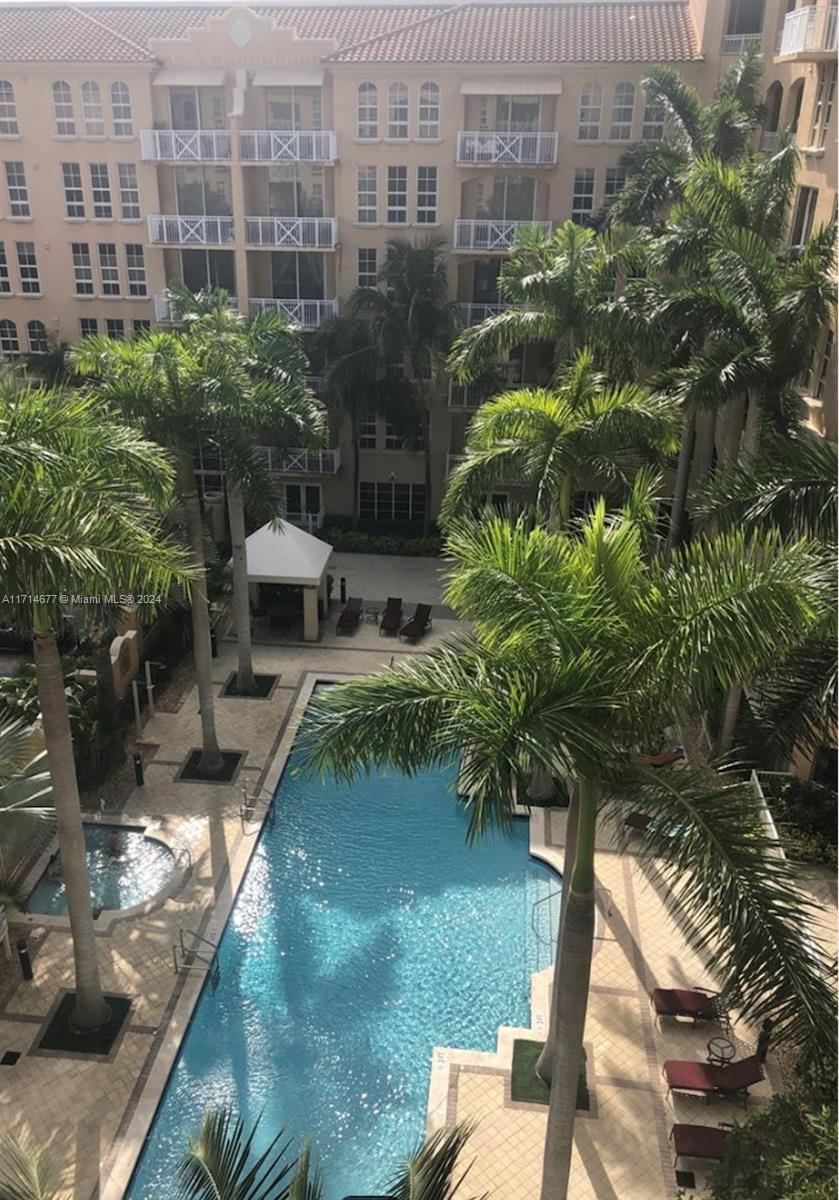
[0,1133,59,1200]
[169,290,326,694]
[297,503,836,1200]
[0,380,191,1031]
[0,715,52,905]
[350,236,459,534]
[440,349,679,530]
[72,331,236,775]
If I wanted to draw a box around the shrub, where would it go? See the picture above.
[770,777,837,865]
[321,528,443,556]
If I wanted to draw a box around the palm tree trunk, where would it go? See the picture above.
[350,409,360,532]
[34,623,110,1031]
[716,682,743,758]
[741,396,761,465]
[227,479,255,694]
[557,475,574,530]
[667,410,695,551]
[178,457,224,774]
[693,410,717,487]
[539,777,598,1200]
[536,782,579,1085]
[719,395,747,466]
[422,405,433,538]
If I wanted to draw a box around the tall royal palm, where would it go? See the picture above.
[441,349,679,530]
[299,503,835,1200]
[170,290,326,694]
[350,237,459,534]
[0,381,190,1030]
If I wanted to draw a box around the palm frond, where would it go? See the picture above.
[0,1135,62,1200]
[177,1109,295,1200]
[388,1126,486,1200]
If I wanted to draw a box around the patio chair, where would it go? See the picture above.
[670,1123,731,1166]
[336,596,362,633]
[379,597,403,636]
[399,603,432,642]
[651,986,728,1028]
[663,1055,763,1107]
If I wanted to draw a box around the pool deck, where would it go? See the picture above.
[0,606,834,1200]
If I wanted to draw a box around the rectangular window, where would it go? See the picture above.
[571,168,596,225]
[71,242,94,295]
[416,165,437,224]
[418,83,440,138]
[284,483,321,520]
[79,316,99,338]
[125,243,146,296]
[90,163,112,218]
[790,186,818,250]
[385,421,403,450]
[609,82,635,141]
[106,318,125,340]
[577,83,602,141]
[16,241,39,293]
[358,411,377,448]
[357,166,377,223]
[5,161,29,217]
[357,247,377,289]
[641,98,666,141]
[386,166,407,224]
[98,242,120,295]
[61,162,85,217]
[110,82,133,137]
[0,242,9,293]
[810,63,836,148]
[0,81,19,136]
[81,82,105,136]
[358,481,427,523]
[132,319,151,336]
[388,84,408,139]
[604,167,626,200]
[118,164,140,219]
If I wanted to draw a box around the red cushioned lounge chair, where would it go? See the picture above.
[663,1055,763,1107]
[670,1123,731,1166]
[651,986,728,1028]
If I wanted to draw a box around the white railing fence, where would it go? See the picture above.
[239,130,337,163]
[779,4,837,53]
[147,214,235,245]
[456,130,558,166]
[248,297,338,327]
[140,129,231,161]
[454,218,551,252]
[722,31,763,54]
[244,216,338,248]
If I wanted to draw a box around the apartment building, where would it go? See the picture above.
[0,0,835,529]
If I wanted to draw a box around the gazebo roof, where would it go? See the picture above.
[239,520,333,587]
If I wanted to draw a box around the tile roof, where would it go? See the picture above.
[0,2,699,65]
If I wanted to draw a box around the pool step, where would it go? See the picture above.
[172,928,221,990]
[527,874,561,974]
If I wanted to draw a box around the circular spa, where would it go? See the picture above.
[27,823,175,917]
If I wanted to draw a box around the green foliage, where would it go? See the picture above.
[769,776,837,865]
[707,1077,837,1200]
[0,1133,60,1200]
[321,528,443,557]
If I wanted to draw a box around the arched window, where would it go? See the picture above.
[27,320,48,355]
[0,81,19,136]
[0,319,19,355]
[609,82,635,140]
[81,81,104,136]
[418,82,440,139]
[765,81,783,132]
[787,78,805,134]
[52,81,75,136]
[357,82,378,139]
[110,82,133,136]
[388,82,408,139]
[577,82,602,141]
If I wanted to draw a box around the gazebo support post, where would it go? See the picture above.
[303,586,320,642]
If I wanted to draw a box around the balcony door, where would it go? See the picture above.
[479,174,536,221]
[180,249,235,294]
[265,87,322,131]
[472,259,502,303]
[494,94,540,132]
[285,483,322,523]
[271,251,325,300]
[169,86,226,130]
[175,165,232,216]
[268,165,325,217]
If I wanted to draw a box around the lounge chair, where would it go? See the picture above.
[663,1055,763,1107]
[399,603,432,642]
[670,1123,730,1166]
[651,986,727,1028]
[379,597,403,636]
[336,596,362,633]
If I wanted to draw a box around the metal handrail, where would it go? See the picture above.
[530,887,561,946]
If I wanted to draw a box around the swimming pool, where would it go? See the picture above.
[126,750,560,1197]
[27,824,174,917]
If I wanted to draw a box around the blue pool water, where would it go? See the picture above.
[127,752,560,1199]
[27,824,173,916]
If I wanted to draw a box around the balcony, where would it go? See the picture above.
[760,130,781,153]
[456,130,558,166]
[147,215,235,246]
[777,3,837,56]
[722,31,764,54]
[448,382,488,410]
[248,297,338,328]
[244,216,339,250]
[257,447,342,475]
[453,219,551,253]
[140,129,231,162]
[239,130,337,164]
[154,291,237,323]
[459,301,519,325]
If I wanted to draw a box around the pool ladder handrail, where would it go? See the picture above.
[239,783,276,832]
[531,887,561,948]
[173,927,220,989]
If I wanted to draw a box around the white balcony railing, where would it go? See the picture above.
[248,297,338,328]
[454,219,551,252]
[778,3,837,54]
[722,31,763,54]
[256,447,342,475]
[140,129,231,161]
[456,130,558,166]
[239,130,337,163]
[760,130,781,153]
[244,216,339,249]
[147,214,235,246]
[459,301,517,325]
[448,382,488,410]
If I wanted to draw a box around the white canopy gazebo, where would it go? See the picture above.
[239,520,333,641]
